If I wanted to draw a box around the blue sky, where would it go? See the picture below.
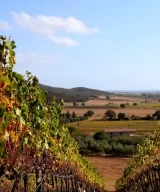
[1,0,160,90]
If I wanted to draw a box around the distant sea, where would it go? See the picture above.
[105,90,160,95]
[106,90,160,92]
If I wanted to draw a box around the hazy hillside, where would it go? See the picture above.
[39,84,110,102]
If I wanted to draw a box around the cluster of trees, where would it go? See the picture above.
[141,93,160,100]
[102,110,160,121]
[103,110,129,120]
[60,110,94,124]
[71,131,144,155]
[73,102,85,107]
[84,110,94,117]
[119,103,137,108]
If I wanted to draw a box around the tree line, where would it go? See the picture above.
[60,110,94,124]
[101,109,160,120]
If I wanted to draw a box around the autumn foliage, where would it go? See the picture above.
[0,36,105,191]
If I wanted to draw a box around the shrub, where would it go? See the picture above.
[106,95,110,100]
[82,102,85,107]
[133,103,137,106]
[122,145,135,154]
[93,131,110,141]
[104,110,116,120]
[120,103,126,108]
[72,111,77,118]
[118,113,126,120]
[84,110,94,117]
[152,111,160,120]
[73,102,77,106]
[145,114,152,120]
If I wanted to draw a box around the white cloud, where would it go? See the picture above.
[12,12,100,46]
[48,35,78,46]
[12,12,99,35]
[0,21,10,30]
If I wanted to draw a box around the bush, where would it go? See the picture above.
[133,103,137,106]
[72,111,77,118]
[74,132,144,155]
[104,110,116,120]
[118,113,126,120]
[112,143,123,154]
[120,103,126,108]
[111,135,144,146]
[82,102,85,107]
[84,110,94,117]
[152,111,160,120]
[122,145,135,154]
[101,141,112,153]
[93,131,110,141]
[131,115,141,120]
[106,95,110,100]
[124,117,130,120]
[73,102,77,106]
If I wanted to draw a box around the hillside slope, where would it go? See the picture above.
[39,84,110,102]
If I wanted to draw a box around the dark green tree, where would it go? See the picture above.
[120,103,126,108]
[84,110,94,117]
[72,111,77,118]
[73,102,77,106]
[106,95,110,100]
[146,114,152,120]
[118,113,126,120]
[104,110,116,120]
[93,131,110,141]
[66,111,70,119]
[152,111,160,119]
[133,103,137,106]
[82,102,85,107]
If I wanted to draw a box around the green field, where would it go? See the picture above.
[66,120,160,133]
[137,102,160,108]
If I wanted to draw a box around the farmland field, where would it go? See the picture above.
[66,120,160,134]
[64,94,160,107]
[87,156,131,191]
[63,108,156,119]
[63,95,160,190]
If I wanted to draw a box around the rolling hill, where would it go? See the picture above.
[39,84,110,102]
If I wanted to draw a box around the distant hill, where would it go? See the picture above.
[39,84,110,102]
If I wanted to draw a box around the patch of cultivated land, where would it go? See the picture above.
[87,156,131,191]
[66,120,160,134]
[65,94,159,106]
[63,108,156,119]
[64,95,160,191]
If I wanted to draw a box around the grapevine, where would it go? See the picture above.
[116,130,160,191]
[0,35,106,191]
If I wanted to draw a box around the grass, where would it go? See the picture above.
[66,120,160,134]
[137,102,160,108]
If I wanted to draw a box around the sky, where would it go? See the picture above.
[1,0,160,90]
